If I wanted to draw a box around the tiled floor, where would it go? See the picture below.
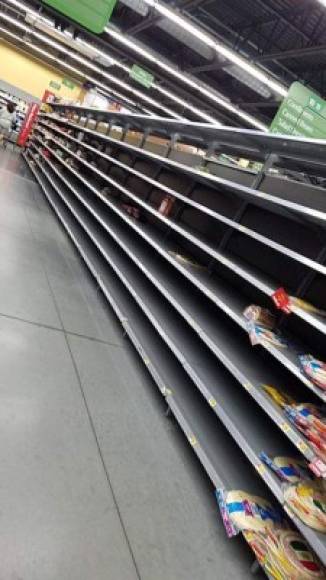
[0,150,254,579]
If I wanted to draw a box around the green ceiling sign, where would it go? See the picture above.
[42,0,118,33]
[130,64,154,89]
[62,79,76,90]
[49,80,61,90]
[270,81,326,139]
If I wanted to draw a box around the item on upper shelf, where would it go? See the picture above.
[263,385,296,408]
[260,452,312,484]
[284,481,326,533]
[263,386,326,469]
[244,529,326,579]
[243,305,275,329]
[101,186,112,198]
[272,287,326,317]
[158,195,175,217]
[121,203,146,222]
[285,406,326,464]
[168,251,205,270]
[246,321,287,348]
[243,304,287,348]
[299,355,326,390]
[216,489,284,537]
[41,148,51,159]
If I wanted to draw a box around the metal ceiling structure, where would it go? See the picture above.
[1,0,326,128]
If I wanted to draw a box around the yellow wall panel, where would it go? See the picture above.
[0,39,82,100]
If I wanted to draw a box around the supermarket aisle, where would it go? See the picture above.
[0,149,254,580]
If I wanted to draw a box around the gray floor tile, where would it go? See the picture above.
[0,255,61,327]
[69,334,254,580]
[0,317,139,580]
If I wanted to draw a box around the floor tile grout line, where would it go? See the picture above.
[21,181,142,578]
[22,199,124,348]
[0,165,38,184]
[43,266,143,580]
[0,310,125,347]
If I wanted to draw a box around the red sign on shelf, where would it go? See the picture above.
[272,287,291,313]
[17,103,40,147]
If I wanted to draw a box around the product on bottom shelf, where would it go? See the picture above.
[244,529,325,579]
[216,489,326,578]
[243,305,287,348]
[260,453,326,532]
[284,482,326,533]
[216,489,285,537]
[299,356,326,391]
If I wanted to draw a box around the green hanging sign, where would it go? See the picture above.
[130,64,154,89]
[42,0,118,34]
[270,81,326,139]
[62,79,76,90]
[49,80,61,90]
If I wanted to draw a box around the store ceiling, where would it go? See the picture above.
[1,0,326,129]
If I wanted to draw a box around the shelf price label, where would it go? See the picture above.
[279,422,291,434]
[209,398,217,408]
[243,382,253,392]
[255,464,266,476]
[297,441,308,453]
[188,435,198,447]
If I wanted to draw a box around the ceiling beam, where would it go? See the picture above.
[252,0,312,44]
[234,100,280,109]
[187,60,225,74]
[126,0,206,35]
[256,44,326,62]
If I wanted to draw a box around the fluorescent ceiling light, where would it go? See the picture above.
[0,25,151,113]
[6,0,272,128]
[0,11,181,119]
[155,85,221,125]
[141,0,288,98]
[4,0,220,123]
[106,28,267,130]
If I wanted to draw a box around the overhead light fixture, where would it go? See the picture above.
[155,85,222,125]
[225,65,272,99]
[5,0,223,123]
[140,0,288,99]
[0,10,182,119]
[5,0,272,128]
[106,27,268,130]
[0,24,152,113]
